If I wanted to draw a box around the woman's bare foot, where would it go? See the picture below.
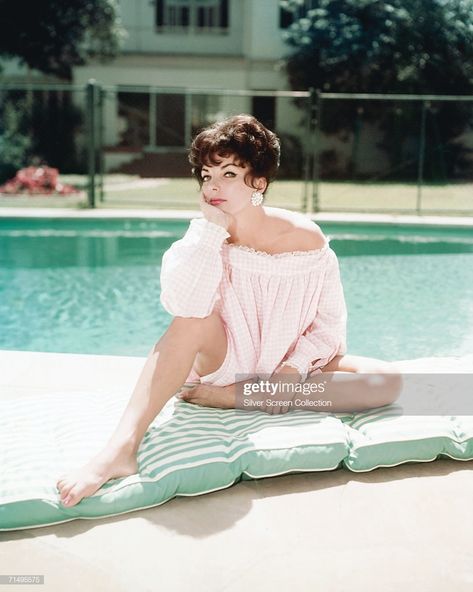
[177,383,235,408]
[56,447,138,507]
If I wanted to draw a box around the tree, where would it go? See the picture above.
[0,0,125,182]
[0,97,32,182]
[0,0,125,80]
[281,0,473,180]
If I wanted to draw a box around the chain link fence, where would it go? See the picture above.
[1,80,472,214]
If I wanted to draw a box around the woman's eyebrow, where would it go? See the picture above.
[202,162,241,173]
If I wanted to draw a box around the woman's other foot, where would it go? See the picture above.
[177,383,235,409]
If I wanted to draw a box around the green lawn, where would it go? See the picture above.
[0,174,472,215]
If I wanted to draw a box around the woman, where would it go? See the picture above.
[56,114,401,507]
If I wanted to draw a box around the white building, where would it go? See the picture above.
[7,1,453,178]
[71,0,312,174]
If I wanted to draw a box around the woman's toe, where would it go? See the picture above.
[57,481,69,493]
[59,482,74,499]
[62,492,76,506]
[64,486,84,507]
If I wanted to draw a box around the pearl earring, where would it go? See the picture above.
[251,191,264,206]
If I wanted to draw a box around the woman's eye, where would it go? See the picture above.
[201,171,235,182]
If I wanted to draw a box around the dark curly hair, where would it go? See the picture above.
[188,114,281,190]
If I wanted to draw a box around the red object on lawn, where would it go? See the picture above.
[0,166,79,196]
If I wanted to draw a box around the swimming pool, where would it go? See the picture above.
[1,216,472,361]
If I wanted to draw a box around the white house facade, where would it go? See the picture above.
[70,0,315,173]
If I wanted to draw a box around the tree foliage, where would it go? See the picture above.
[0,90,86,183]
[282,0,473,94]
[0,98,32,182]
[281,0,473,179]
[0,0,125,79]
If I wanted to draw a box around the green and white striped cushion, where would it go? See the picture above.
[343,407,473,471]
[0,388,350,531]
[1,377,473,531]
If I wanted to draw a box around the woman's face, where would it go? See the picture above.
[201,154,266,215]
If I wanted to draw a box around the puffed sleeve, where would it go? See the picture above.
[160,217,230,318]
[281,248,347,381]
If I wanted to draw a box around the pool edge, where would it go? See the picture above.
[0,207,472,228]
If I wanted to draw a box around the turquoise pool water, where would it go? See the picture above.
[1,217,472,361]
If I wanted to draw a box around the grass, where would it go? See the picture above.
[0,174,472,215]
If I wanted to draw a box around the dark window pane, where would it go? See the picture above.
[156,0,164,27]
[197,6,205,27]
[181,6,189,26]
[155,94,186,146]
[279,7,293,29]
[220,0,228,28]
[117,92,150,148]
[252,96,276,131]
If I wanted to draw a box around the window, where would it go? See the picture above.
[156,0,229,34]
[117,92,150,148]
[191,94,223,137]
[155,94,186,147]
[279,6,294,29]
[252,96,275,133]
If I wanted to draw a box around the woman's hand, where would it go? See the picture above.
[176,382,236,409]
[199,193,234,230]
[270,364,303,385]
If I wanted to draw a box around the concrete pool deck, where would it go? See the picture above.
[2,209,473,589]
[1,349,473,591]
[1,206,473,227]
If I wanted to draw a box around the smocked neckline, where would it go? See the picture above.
[223,241,330,259]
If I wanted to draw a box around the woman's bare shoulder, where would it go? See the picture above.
[263,207,327,251]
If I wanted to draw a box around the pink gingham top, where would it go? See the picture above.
[160,212,347,382]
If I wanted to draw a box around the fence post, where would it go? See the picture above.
[184,90,191,148]
[417,100,427,215]
[97,85,105,203]
[302,90,314,213]
[311,88,322,213]
[149,91,157,148]
[86,79,98,208]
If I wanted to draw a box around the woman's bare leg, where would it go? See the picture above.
[56,313,228,507]
[303,354,403,413]
[180,354,402,414]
